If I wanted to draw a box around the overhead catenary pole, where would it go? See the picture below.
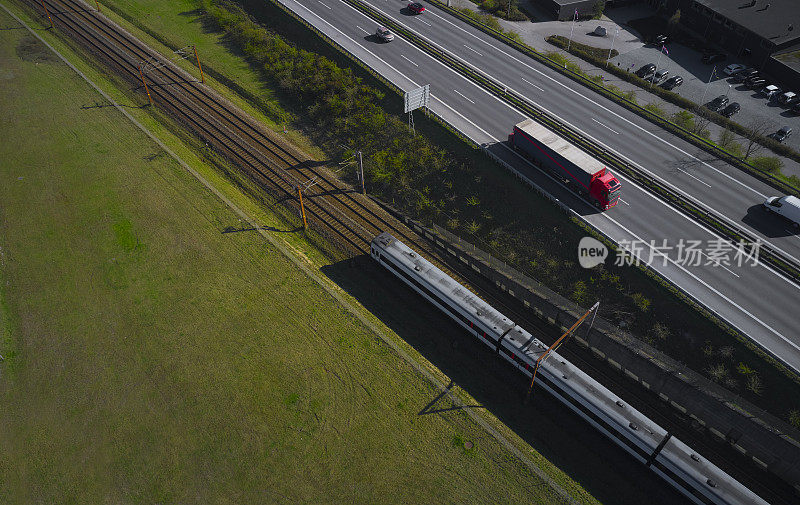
[193,45,205,83]
[567,8,578,52]
[138,64,153,106]
[297,187,307,229]
[525,302,599,403]
[357,150,365,195]
[39,0,54,29]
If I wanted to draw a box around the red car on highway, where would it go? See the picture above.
[407,2,425,14]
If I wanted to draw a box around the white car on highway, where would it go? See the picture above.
[376,26,394,42]
[763,195,800,229]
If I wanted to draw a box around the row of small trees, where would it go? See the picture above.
[200,0,458,216]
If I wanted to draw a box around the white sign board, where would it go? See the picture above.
[404,84,430,113]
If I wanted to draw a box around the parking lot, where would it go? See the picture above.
[448,0,800,176]
[609,41,800,151]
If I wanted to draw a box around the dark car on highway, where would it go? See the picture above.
[407,2,425,13]
[636,63,656,78]
[661,75,683,90]
[706,95,729,112]
[702,52,726,64]
[721,102,740,117]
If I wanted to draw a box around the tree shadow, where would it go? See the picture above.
[319,255,686,505]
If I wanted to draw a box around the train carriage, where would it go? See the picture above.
[371,232,770,505]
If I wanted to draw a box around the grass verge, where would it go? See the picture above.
[0,4,600,503]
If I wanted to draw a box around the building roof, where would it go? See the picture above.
[694,0,800,46]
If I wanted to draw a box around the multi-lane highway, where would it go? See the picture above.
[279,0,800,372]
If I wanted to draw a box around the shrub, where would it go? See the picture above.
[790,410,800,428]
[746,374,763,395]
[671,110,695,131]
[571,280,589,305]
[547,35,618,61]
[717,346,734,358]
[644,101,666,117]
[649,322,670,340]
[631,292,651,312]
[457,7,503,32]
[706,363,729,383]
[620,90,636,103]
[592,0,605,19]
[750,156,783,174]
[506,31,523,43]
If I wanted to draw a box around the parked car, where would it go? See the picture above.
[706,95,729,112]
[745,76,767,89]
[721,102,741,117]
[792,102,800,115]
[723,63,746,75]
[770,126,793,142]
[661,75,683,90]
[636,63,656,78]
[761,84,781,99]
[652,69,669,84]
[653,34,669,45]
[763,195,800,229]
[702,53,726,64]
[406,2,425,14]
[375,26,394,42]
[732,68,758,82]
[778,91,798,106]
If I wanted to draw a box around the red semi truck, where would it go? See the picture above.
[509,119,621,210]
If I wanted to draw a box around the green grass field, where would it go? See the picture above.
[0,10,577,504]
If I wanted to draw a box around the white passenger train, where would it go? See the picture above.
[371,232,770,505]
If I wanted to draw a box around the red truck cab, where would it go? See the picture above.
[592,169,621,209]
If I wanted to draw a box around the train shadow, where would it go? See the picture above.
[320,255,686,505]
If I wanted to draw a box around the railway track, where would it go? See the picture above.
[30,0,492,289]
[23,1,790,503]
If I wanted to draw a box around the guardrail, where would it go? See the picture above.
[342,0,800,285]
[425,0,800,198]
